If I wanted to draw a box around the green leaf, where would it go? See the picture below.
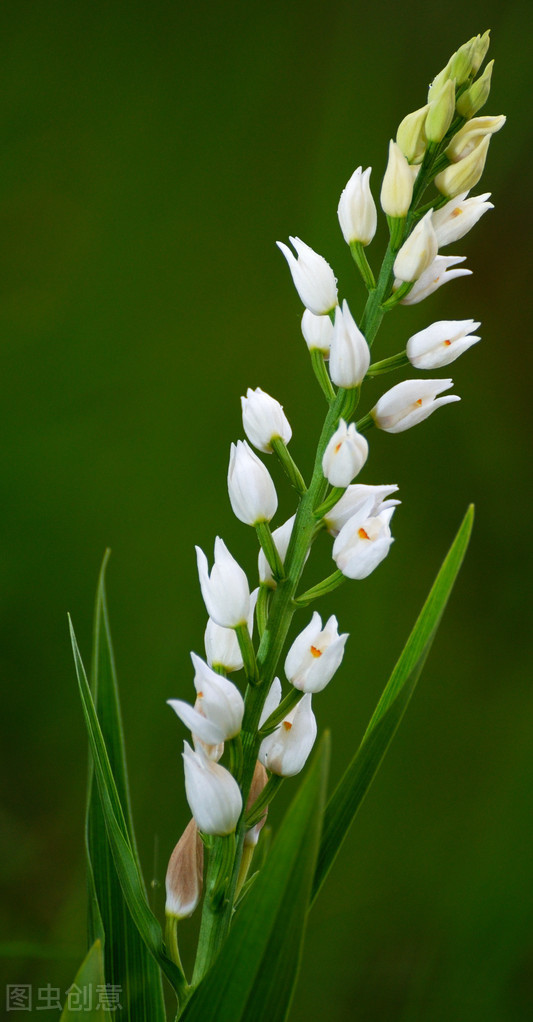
[85,552,167,1018]
[180,733,330,1022]
[312,504,474,903]
[59,940,111,1021]
[70,613,186,1004]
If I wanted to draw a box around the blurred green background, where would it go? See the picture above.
[1,1,532,1019]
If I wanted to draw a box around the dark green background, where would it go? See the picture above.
[1,1,532,1019]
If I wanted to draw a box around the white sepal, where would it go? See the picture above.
[407,319,481,369]
[446,115,505,162]
[258,694,317,777]
[190,652,245,739]
[196,537,250,628]
[380,140,414,218]
[322,419,368,488]
[228,440,278,526]
[371,378,460,433]
[204,589,258,672]
[432,192,493,247]
[324,483,400,537]
[329,300,371,388]
[301,309,334,355]
[182,742,242,836]
[393,211,438,283]
[258,677,282,728]
[332,500,395,580]
[337,166,377,246]
[285,611,348,693]
[167,698,225,747]
[241,387,292,453]
[398,255,471,305]
[276,236,338,315]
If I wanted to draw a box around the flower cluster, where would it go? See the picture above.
[164,31,503,954]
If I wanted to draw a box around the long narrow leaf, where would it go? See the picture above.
[181,733,330,1022]
[312,504,474,903]
[70,616,185,1002]
[59,940,111,1021]
[85,553,166,1018]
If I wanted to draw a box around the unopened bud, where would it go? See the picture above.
[380,140,414,218]
[393,211,438,283]
[244,760,269,847]
[435,134,491,198]
[448,37,477,86]
[165,819,204,919]
[396,105,429,163]
[446,115,505,162]
[456,61,494,118]
[471,30,490,76]
[426,78,456,143]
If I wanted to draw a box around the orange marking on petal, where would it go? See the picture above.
[415,398,423,406]
[283,720,292,730]
[197,692,203,698]
[451,207,463,218]
[358,527,370,540]
[444,339,451,346]
[310,645,322,658]
[334,442,342,453]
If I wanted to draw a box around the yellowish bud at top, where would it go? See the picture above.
[396,105,429,163]
[435,134,491,198]
[446,115,506,162]
[428,65,450,104]
[471,30,490,75]
[426,78,456,143]
[448,37,477,86]
[456,61,494,118]
[380,140,414,218]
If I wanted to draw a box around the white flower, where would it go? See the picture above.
[276,236,338,315]
[380,140,414,218]
[258,694,317,777]
[435,135,491,198]
[322,419,368,488]
[399,255,471,305]
[165,819,203,919]
[196,537,250,628]
[393,211,438,283]
[241,387,292,454]
[324,483,400,537]
[407,319,481,369]
[228,440,278,525]
[204,589,258,672]
[446,115,505,162]
[258,515,295,588]
[371,378,460,433]
[329,300,371,388]
[182,742,242,835]
[432,192,493,247]
[168,697,226,748]
[258,677,283,728]
[191,652,245,737]
[337,166,377,246]
[285,612,348,693]
[332,499,395,580]
[301,309,334,355]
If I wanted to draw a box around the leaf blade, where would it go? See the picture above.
[312,504,474,903]
[59,940,111,1022]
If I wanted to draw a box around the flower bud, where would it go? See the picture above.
[456,60,494,118]
[426,78,456,143]
[204,589,258,672]
[371,378,460,433]
[446,115,505,162]
[332,499,395,580]
[244,760,269,847]
[228,440,278,526]
[435,135,491,198]
[432,192,493,247]
[276,236,338,315]
[258,677,282,728]
[301,309,334,355]
[322,419,368,488]
[324,483,400,537]
[258,515,294,588]
[258,694,317,777]
[196,537,250,628]
[329,300,370,388]
[337,166,377,246]
[380,141,414,218]
[447,36,477,86]
[241,387,292,454]
[471,30,490,76]
[393,211,438,283]
[183,742,242,836]
[285,611,348,694]
[399,255,471,305]
[165,819,204,919]
[396,105,429,163]
[407,319,481,370]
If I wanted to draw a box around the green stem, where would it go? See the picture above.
[245,773,284,828]
[256,584,271,638]
[309,349,336,402]
[366,351,410,377]
[256,521,285,581]
[192,834,235,984]
[295,570,346,607]
[165,915,189,996]
[271,436,308,494]
[235,623,259,686]
[259,687,303,735]
[314,487,345,519]
[356,412,375,433]
[350,241,376,289]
